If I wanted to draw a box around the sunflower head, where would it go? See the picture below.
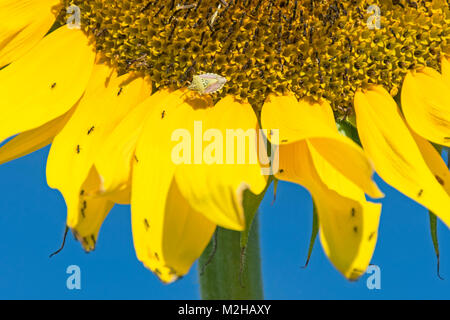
[61,0,450,117]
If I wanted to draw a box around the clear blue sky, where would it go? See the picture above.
[0,145,448,299]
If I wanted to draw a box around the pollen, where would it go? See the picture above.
[61,0,450,116]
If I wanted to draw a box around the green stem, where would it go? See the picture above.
[198,217,264,300]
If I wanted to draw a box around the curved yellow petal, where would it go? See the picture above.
[95,90,171,200]
[131,90,215,282]
[71,167,114,252]
[261,93,382,198]
[411,131,450,196]
[0,27,95,143]
[174,95,267,231]
[0,0,60,67]
[134,179,216,283]
[46,64,151,228]
[277,140,381,280]
[401,68,450,147]
[355,86,450,228]
[0,107,74,165]
[131,90,186,262]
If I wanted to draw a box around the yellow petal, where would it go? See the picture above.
[174,95,267,231]
[411,130,450,196]
[355,86,450,228]
[95,90,171,201]
[0,27,95,143]
[261,93,382,198]
[71,167,114,252]
[401,68,450,147]
[46,64,151,228]
[277,140,381,280]
[0,0,60,67]
[131,91,186,262]
[0,107,74,165]
[131,90,215,282]
[133,179,216,283]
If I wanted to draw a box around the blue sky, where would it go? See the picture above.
[0,146,448,299]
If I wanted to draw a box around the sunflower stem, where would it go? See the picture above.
[198,217,264,300]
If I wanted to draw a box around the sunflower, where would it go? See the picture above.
[0,0,449,288]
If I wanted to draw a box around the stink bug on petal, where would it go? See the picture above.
[188,73,227,94]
